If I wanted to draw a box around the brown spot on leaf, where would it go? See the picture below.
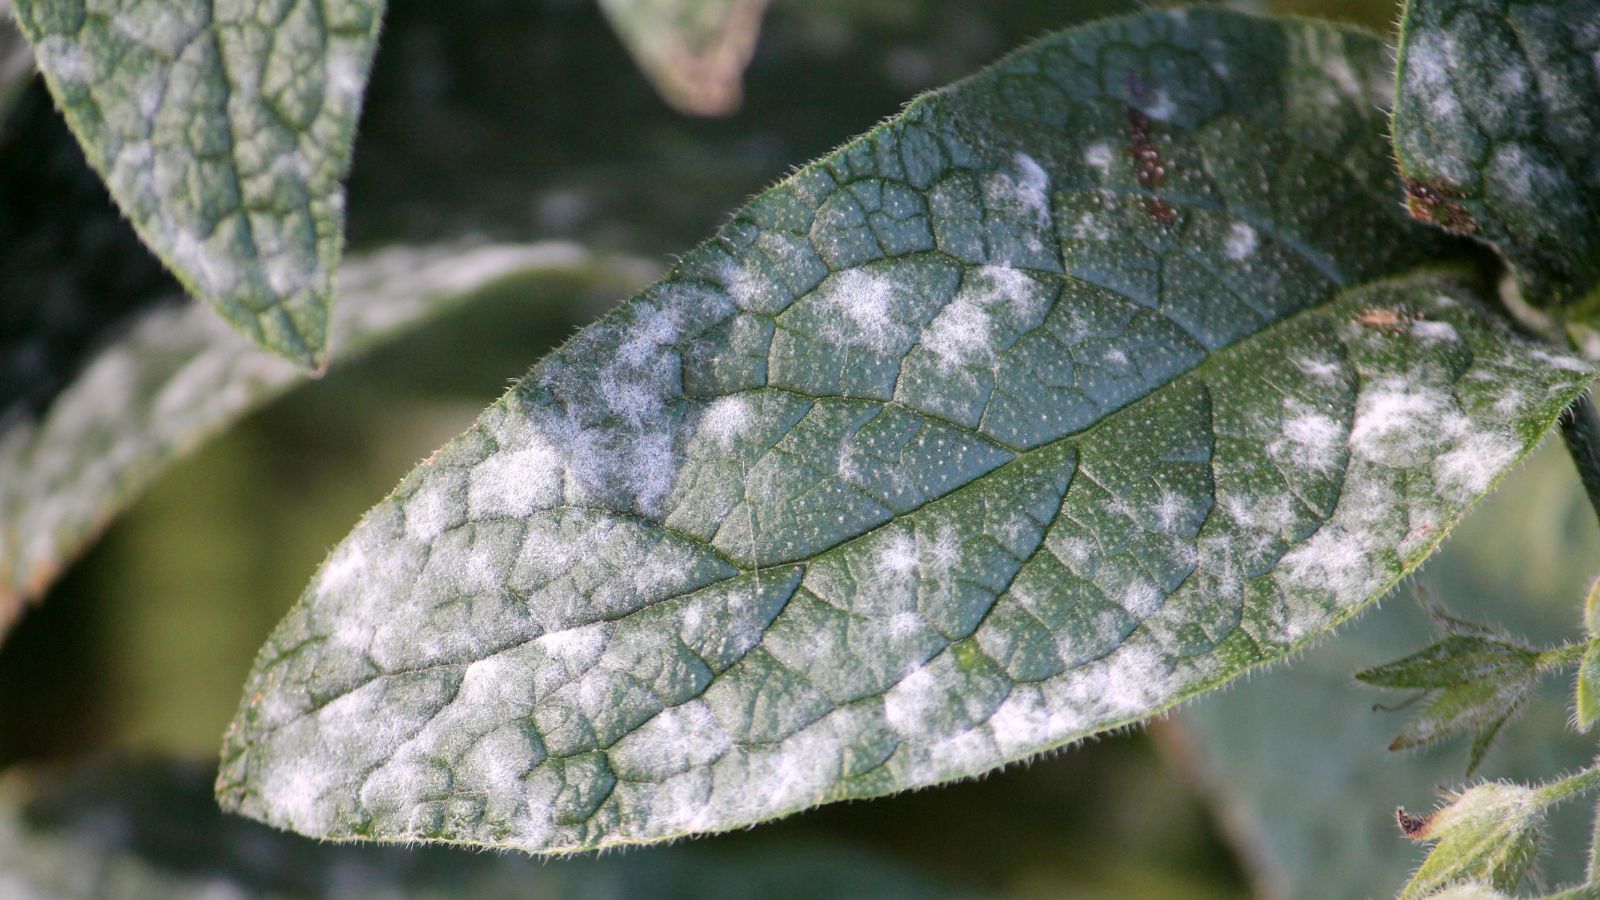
[1126,108,1175,223]
[1355,306,1419,333]
[1396,807,1429,839]
[1403,177,1477,234]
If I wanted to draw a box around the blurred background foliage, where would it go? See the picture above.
[4,0,1595,897]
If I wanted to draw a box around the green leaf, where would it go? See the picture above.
[219,9,1597,854]
[1354,625,1546,773]
[1392,0,1600,312]
[599,0,769,116]
[0,241,654,641]
[10,0,384,368]
[1355,634,1541,689]
[0,758,969,899]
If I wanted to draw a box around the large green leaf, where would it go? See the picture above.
[599,0,769,116]
[0,241,653,640]
[10,0,384,368]
[1392,0,1600,312]
[0,758,969,899]
[219,8,1596,853]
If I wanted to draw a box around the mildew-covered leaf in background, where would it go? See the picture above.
[219,9,1596,854]
[599,0,769,116]
[0,759,968,899]
[0,240,655,642]
[1392,0,1600,312]
[10,0,385,368]
[0,1,33,126]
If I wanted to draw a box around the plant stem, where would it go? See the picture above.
[1538,641,1590,670]
[1537,762,1600,807]
[1561,391,1600,527]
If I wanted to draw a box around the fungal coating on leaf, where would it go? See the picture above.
[218,9,1597,854]
[11,0,384,366]
[1392,0,1600,310]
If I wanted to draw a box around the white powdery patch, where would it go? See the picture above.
[1409,319,1460,342]
[873,529,919,578]
[256,757,339,835]
[1012,153,1052,222]
[920,266,1048,368]
[1083,141,1113,174]
[1348,378,1461,465]
[1119,579,1164,619]
[324,38,370,100]
[1275,521,1379,616]
[1323,53,1362,100]
[610,700,733,778]
[696,395,755,449]
[34,35,89,83]
[883,664,942,737]
[536,623,610,666]
[1294,354,1343,383]
[1529,348,1595,374]
[1224,221,1259,261]
[1269,399,1344,473]
[1433,430,1521,502]
[1046,642,1175,733]
[403,475,462,541]
[819,268,913,352]
[1407,32,1463,121]
[468,441,565,520]
[1141,89,1177,122]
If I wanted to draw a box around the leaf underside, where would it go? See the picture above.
[599,0,769,117]
[219,9,1597,854]
[11,0,385,367]
[0,241,648,640]
[1392,0,1600,312]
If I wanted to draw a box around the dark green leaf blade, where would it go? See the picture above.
[1392,0,1600,312]
[10,0,385,367]
[219,9,1597,854]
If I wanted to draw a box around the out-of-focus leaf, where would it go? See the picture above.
[0,1,32,125]
[1392,0,1600,312]
[11,0,385,367]
[0,758,971,899]
[220,8,1594,855]
[0,241,655,641]
[1171,445,1600,898]
[599,0,768,116]
[1355,635,1540,689]
[1356,629,1545,773]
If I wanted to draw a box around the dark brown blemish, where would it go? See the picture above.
[1126,107,1175,223]
[1403,176,1478,234]
[1354,306,1420,333]
[1395,807,1429,839]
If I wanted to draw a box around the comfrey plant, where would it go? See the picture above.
[2,0,1599,896]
